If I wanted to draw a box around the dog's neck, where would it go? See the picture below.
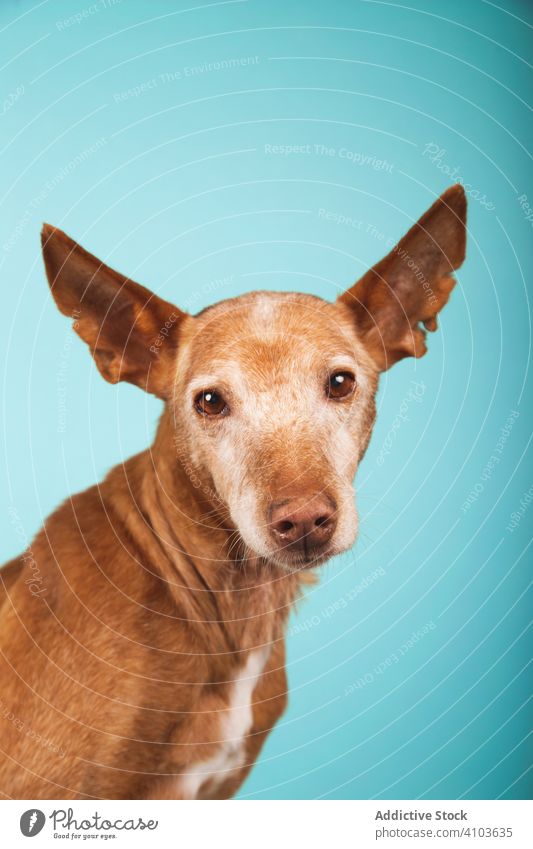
[106,408,305,656]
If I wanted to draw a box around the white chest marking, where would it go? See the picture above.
[180,647,270,799]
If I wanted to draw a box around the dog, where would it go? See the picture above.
[0,185,466,799]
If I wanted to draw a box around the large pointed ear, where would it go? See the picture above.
[41,224,186,399]
[338,184,467,370]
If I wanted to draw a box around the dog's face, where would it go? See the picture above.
[173,292,378,566]
[41,185,466,569]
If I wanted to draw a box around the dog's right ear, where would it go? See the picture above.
[41,224,186,399]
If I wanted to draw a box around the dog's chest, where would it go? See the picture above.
[178,646,270,799]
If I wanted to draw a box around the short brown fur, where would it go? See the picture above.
[0,186,466,799]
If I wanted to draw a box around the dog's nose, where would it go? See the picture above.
[269,495,337,557]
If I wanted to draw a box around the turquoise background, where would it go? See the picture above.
[0,0,531,800]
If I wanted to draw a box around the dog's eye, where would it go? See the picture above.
[194,390,228,417]
[327,371,356,400]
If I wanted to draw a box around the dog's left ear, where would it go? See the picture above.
[338,184,467,370]
[41,224,186,399]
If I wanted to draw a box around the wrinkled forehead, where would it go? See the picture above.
[180,292,362,387]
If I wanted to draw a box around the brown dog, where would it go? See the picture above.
[0,185,466,799]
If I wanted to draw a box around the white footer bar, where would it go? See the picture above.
[2,799,531,848]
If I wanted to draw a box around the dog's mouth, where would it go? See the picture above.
[229,535,337,570]
[266,530,339,569]
[256,524,355,570]
[267,544,337,570]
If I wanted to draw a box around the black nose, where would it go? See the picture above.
[269,495,337,558]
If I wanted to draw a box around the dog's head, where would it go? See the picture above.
[41,185,466,569]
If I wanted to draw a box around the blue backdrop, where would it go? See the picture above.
[0,0,531,800]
